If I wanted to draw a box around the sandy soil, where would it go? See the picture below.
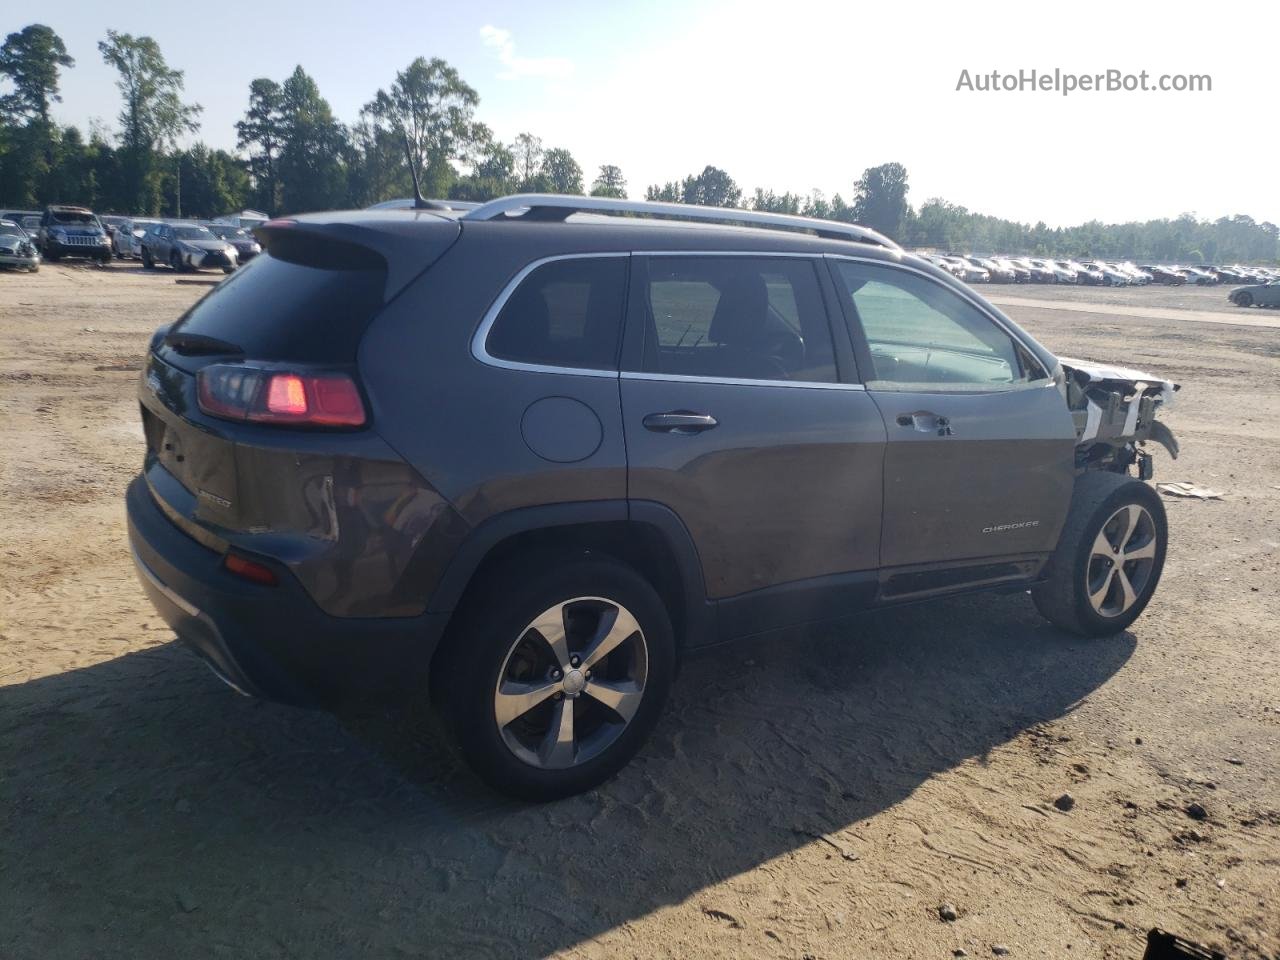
[1,264,1277,960]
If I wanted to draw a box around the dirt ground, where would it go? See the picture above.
[1,263,1277,960]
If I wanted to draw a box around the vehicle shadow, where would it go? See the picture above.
[0,592,1133,958]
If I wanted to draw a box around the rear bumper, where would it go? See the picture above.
[126,475,448,708]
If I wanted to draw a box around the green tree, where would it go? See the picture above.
[850,162,909,239]
[450,132,514,200]
[541,147,583,194]
[167,144,249,218]
[590,164,627,198]
[645,181,680,202]
[511,131,543,189]
[0,24,74,124]
[235,78,284,213]
[679,165,741,207]
[0,24,74,207]
[645,166,741,207]
[363,56,482,198]
[346,118,414,206]
[277,66,348,213]
[749,188,801,214]
[98,30,201,212]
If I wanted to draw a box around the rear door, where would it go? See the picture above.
[620,254,886,614]
[827,256,1075,577]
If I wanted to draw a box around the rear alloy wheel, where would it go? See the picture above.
[1033,472,1167,636]
[493,598,648,770]
[437,557,675,801]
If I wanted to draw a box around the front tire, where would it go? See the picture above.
[435,556,676,802]
[1234,292,1253,307]
[1033,472,1167,637]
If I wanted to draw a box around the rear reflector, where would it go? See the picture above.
[197,363,366,428]
[223,553,278,586]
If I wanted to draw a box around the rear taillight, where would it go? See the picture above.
[197,364,366,428]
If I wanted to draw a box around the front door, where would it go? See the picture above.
[620,254,886,610]
[827,257,1076,572]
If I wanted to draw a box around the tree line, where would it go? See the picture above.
[2,23,1276,264]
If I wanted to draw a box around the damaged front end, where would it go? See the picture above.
[1058,358,1180,480]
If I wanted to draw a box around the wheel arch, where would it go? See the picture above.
[426,500,714,651]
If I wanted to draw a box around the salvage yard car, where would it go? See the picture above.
[206,223,261,264]
[140,221,237,273]
[1229,279,1280,307]
[0,218,40,272]
[37,204,112,263]
[126,195,1180,801]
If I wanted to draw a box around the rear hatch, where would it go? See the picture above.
[140,212,460,541]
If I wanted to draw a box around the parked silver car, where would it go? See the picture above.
[1229,280,1280,307]
[0,219,40,272]
[140,222,237,273]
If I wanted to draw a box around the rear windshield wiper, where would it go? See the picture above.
[163,331,245,357]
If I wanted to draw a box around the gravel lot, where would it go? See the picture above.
[1,264,1277,960]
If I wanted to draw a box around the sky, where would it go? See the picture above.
[8,0,1277,227]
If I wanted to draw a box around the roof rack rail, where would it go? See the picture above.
[462,194,900,249]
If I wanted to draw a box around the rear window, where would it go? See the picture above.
[485,256,627,370]
[165,251,387,364]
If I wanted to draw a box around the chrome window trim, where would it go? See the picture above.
[471,252,629,378]
[620,371,864,391]
[823,252,1055,387]
[472,249,860,388]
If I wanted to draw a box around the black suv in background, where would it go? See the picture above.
[37,204,112,263]
[127,195,1179,800]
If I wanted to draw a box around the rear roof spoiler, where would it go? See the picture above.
[254,216,461,300]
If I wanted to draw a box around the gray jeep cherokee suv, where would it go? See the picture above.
[126,194,1179,801]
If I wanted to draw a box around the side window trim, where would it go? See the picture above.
[472,252,630,378]
[824,253,1050,392]
[623,252,864,390]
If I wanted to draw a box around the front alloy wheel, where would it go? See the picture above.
[1086,504,1158,618]
[1033,472,1167,637]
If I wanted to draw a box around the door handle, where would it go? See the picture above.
[643,411,719,435]
[896,412,953,436]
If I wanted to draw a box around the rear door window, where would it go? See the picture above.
[635,256,837,383]
[484,256,628,371]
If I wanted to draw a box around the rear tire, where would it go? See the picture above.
[434,555,676,802]
[1033,472,1167,637]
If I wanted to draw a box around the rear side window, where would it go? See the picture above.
[486,256,627,370]
[165,251,387,364]
[637,256,837,383]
